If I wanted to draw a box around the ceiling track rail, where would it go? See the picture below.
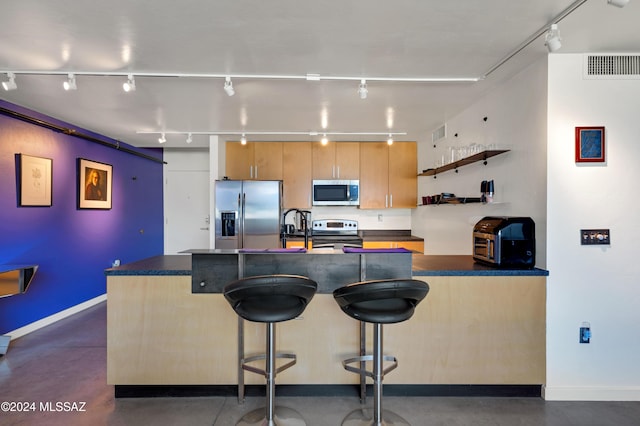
[0,106,165,164]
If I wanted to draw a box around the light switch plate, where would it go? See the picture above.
[580,229,610,245]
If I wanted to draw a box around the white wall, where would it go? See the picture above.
[545,54,640,401]
[412,58,548,267]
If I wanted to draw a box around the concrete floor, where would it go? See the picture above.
[1,302,639,426]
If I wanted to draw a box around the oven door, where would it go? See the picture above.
[473,232,497,263]
[312,235,363,249]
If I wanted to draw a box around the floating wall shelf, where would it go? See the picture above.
[418,149,510,177]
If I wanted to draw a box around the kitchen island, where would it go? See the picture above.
[105,252,547,397]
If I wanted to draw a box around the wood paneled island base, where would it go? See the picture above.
[106,254,546,397]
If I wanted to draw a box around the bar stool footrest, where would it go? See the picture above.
[342,354,398,378]
[241,352,297,377]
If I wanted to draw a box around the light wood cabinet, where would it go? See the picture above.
[363,240,424,253]
[225,142,283,180]
[359,142,417,209]
[312,142,360,180]
[283,142,312,208]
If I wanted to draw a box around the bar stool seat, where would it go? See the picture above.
[224,274,317,426]
[333,279,429,426]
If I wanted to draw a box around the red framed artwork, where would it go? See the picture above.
[575,126,605,163]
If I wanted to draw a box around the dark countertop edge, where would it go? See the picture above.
[105,254,547,277]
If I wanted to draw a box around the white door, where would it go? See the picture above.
[164,170,210,254]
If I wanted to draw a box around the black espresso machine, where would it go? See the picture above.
[473,216,535,268]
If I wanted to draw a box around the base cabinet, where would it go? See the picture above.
[363,240,424,253]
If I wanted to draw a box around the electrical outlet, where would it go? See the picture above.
[580,229,610,245]
[378,214,383,222]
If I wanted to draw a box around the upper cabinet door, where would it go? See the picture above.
[335,142,360,180]
[359,142,389,209]
[388,142,417,208]
[283,142,312,208]
[312,142,360,180]
[225,142,255,180]
[254,142,283,180]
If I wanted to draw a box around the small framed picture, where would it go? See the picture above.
[18,154,53,207]
[575,126,605,163]
[78,158,112,209]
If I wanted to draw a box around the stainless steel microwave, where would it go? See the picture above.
[312,180,359,206]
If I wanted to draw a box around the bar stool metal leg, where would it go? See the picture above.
[237,322,306,426]
[341,324,410,426]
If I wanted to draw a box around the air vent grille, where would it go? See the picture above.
[432,124,446,143]
[584,54,640,79]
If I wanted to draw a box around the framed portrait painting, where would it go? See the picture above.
[575,126,605,163]
[78,158,112,209]
[18,154,53,206]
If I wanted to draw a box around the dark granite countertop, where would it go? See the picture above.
[412,255,549,276]
[359,230,424,242]
[105,253,547,277]
[104,255,191,276]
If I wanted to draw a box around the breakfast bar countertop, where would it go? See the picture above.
[105,253,548,277]
[411,254,549,277]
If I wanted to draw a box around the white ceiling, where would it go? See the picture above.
[1,0,638,148]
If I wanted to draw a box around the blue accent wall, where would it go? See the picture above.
[0,100,164,334]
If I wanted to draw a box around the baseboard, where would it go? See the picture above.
[115,384,543,399]
[543,385,640,401]
[1,294,107,340]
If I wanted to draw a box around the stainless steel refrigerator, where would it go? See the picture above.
[214,180,282,249]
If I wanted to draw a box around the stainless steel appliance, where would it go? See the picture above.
[312,180,359,206]
[311,219,363,249]
[215,180,282,249]
[473,216,535,268]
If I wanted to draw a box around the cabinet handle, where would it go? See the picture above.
[385,194,388,208]
[390,194,393,207]
[250,166,253,179]
[332,165,335,178]
[336,165,340,178]
[255,166,258,179]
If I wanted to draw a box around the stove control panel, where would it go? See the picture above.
[312,219,359,234]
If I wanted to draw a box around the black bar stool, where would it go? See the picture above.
[224,274,317,426]
[333,279,430,426]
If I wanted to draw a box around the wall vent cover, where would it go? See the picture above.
[584,54,640,79]
[432,124,447,143]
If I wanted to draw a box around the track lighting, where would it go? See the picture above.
[358,79,368,99]
[387,134,394,145]
[158,133,166,144]
[544,24,562,53]
[63,73,77,91]
[607,0,629,7]
[321,134,328,145]
[2,72,17,91]
[186,133,192,144]
[240,134,247,145]
[123,74,136,92]
[224,76,235,96]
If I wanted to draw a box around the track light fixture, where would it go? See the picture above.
[123,74,136,92]
[544,24,562,53]
[607,0,629,7]
[186,133,193,144]
[158,133,166,144]
[358,79,368,99]
[2,72,17,91]
[240,134,247,145]
[387,134,394,145]
[224,76,235,96]
[63,73,77,91]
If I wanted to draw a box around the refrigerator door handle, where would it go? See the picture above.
[241,192,246,248]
